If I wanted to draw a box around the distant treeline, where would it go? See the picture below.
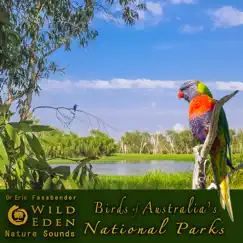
[39,128,243,159]
[38,129,118,159]
[119,129,243,154]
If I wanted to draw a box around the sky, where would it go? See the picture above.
[30,0,243,140]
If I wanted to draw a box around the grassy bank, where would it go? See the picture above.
[48,153,195,164]
[97,153,194,162]
[82,170,243,189]
[1,170,242,189]
[48,153,243,165]
[96,171,192,189]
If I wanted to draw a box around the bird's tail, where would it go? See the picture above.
[219,175,234,222]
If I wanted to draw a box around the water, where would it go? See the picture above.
[51,160,194,176]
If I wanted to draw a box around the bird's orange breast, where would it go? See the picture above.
[189,95,216,119]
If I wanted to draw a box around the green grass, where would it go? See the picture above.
[95,171,192,189]
[97,153,194,162]
[48,153,195,164]
[47,153,243,165]
[83,170,243,189]
[1,170,242,190]
[48,158,80,164]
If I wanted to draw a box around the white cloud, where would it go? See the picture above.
[216,81,243,91]
[173,123,185,132]
[41,79,179,91]
[147,2,163,16]
[136,1,164,28]
[207,6,243,28]
[138,10,145,20]
[41,79,243,92]
[40,79,73,91]
[97,1,164,28]
[136,0,198,28]
[169,0,197,4]
[180,24,203,33]
[96,0,199,29]
[76,79,177,89]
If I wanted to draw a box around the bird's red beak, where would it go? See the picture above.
[178,90,184,99]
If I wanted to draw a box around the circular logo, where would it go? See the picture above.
[8,205,28,226]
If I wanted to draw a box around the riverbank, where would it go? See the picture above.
[96,171,192,189]
[47,153,243,165]
[1,170,242,189]
[0,172,192,189]
[48,153,194,164]
[82,171,243,189]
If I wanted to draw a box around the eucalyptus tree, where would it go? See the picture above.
[39,128,118,158]
[120,131,152,154]
[0,0,146,120]
[0,1,21,70]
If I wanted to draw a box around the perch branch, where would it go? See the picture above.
[31,105,118,133]
[192,90,239,189]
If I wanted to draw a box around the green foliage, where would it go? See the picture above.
[88,171,243,190]
[0,0,146,190]
[52,166,70,180]
[38,129,118,159]
[0,0,147,120]
[0,105,98,190]
[0,132,8,170]
[0,3,21,69]
[0,104,50,189]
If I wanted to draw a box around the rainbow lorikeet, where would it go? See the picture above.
[178,80,234,222]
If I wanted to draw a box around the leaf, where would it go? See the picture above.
[0,175,5,189]
[61,177,80,189]
[43,176,64,190]
[0,11,10,24]
[15,163,23,182]
[30,125,54,132]
[9,122,32,132]
[5,124,21,148]
[43,176,55,190]
[0,136,8,171]
[52,166,70,180]
[79,165,87,186]
[0,104,10,114]
[71,164,82,181]
[24,158,51,172]
[25,133,46,160]
[22,164,34,183]
[8,32,20,46]
[20,120,34,125]
[55,179,65,190]
[19,136,26,156]
[15,154,29,188]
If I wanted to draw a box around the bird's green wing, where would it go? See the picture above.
[218,108,232,164]
[197,81,213,98]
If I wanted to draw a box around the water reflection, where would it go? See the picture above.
[51,160,194,176]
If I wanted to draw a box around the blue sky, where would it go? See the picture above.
[31,0,243,139]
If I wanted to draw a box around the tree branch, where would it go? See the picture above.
[4,90,27,105]
[192,90,240,189]
[32,105,118,133]
[43,43,64,58]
